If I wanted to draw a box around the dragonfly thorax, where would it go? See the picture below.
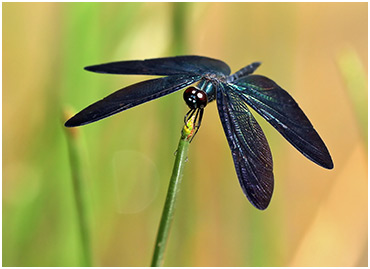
[183,86,208,110]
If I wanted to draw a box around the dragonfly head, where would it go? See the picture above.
[183,86,208,110]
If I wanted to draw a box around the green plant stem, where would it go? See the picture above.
[336,48,367,143]
[171,2,188,55]
[151,120,194,267]
[64,119,93,267]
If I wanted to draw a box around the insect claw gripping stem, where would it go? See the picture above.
[184,108,204,143]
[184,109,193,128]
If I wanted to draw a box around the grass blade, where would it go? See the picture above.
[63,110,93,267]
[151,117,195,266]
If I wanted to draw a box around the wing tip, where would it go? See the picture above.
[322,158,334,169]
[249,196,272,210]
[84,65,98,72]
[242,184,273,210]
[84,64,111,73]
[254,202,270,210]
[307,150,334,170]
[64,117,81,127]
[64,114,92,127]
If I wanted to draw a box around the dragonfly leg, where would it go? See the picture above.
[183,107,205,142]
[197,108,204,129]
[189,108,204,143]
[184,109,196,127]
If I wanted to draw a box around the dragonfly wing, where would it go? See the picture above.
[216,82,274,210]
[234,75,333,169]
[65,74,201,127]
[85,55,231,76]
[227,62,261,82]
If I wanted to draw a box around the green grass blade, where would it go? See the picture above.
[63,111,93,267]
[171,2,189,55]
[151,117,195,266]
[336,48,367,143]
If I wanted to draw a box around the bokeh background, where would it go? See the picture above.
[3,2,367,267]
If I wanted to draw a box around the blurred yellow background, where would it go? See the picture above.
[3,2,367,267]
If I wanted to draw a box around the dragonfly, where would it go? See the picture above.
[65,55,333,210]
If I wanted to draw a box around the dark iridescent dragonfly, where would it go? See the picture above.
[65,56,333,210]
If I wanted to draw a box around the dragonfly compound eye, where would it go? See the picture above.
[183,86,208,109]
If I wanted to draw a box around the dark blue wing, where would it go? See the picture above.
[65,74,201,127]
[216,82,274,210]
[84,55,231,76]
[227,62,261,82]
[233,75,333,169]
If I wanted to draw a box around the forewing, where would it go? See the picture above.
[234,75,333,169]
[84,55,231,76]
[65,74,201,127]
[216,83,274,210]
